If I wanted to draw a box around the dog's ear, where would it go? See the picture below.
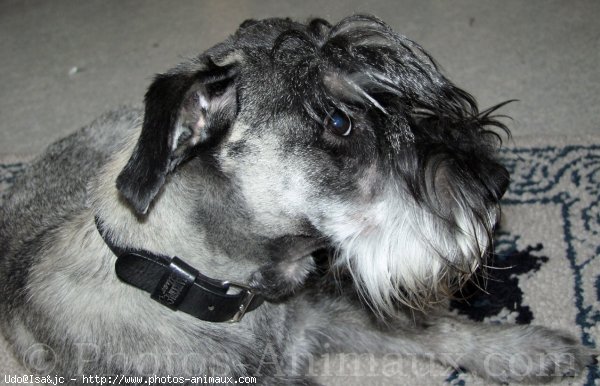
[116,60,238,215]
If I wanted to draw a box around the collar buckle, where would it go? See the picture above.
[222,281,257,323]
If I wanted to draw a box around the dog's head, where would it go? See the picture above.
[116,15,510,315]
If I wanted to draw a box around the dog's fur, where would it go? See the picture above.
[0,15,594,385]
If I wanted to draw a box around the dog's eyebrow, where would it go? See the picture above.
[269,14,477,130]
[323,73,387,114]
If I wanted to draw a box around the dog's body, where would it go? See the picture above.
[0,16,594,385]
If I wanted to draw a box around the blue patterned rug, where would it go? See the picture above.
[0,162,25,206]
[1,138,599,385]
[445,143,600,386]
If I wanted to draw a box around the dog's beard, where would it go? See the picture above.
[325,189,496,316]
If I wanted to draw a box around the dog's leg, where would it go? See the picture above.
[409,314,596,383]
[296,297,596,384]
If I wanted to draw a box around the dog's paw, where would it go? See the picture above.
[249,257,316,301]
[464,325,597,384]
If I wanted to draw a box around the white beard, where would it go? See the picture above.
[320,186,498,316]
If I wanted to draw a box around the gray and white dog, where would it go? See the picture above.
[0,15,595,385]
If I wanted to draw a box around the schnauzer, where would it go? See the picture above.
[0,15,594,385]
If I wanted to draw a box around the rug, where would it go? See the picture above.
[1,135,599,386]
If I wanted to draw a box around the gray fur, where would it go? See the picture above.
[0,15,595,385]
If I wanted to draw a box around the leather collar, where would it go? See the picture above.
[95,217,263,322]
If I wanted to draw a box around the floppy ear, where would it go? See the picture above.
[116,60,237,215]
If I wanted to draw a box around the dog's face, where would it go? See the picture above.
[116,16,509,315]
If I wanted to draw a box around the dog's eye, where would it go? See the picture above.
[324,109,352,137]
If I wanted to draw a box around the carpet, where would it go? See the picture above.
[1,135,599,385]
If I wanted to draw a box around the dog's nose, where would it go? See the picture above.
[493,164,510,200]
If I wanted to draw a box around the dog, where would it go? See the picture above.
[0,15,595,385]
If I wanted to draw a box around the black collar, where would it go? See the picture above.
[95,217,263,322]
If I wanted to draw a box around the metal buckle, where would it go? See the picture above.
[222,281,256,323]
